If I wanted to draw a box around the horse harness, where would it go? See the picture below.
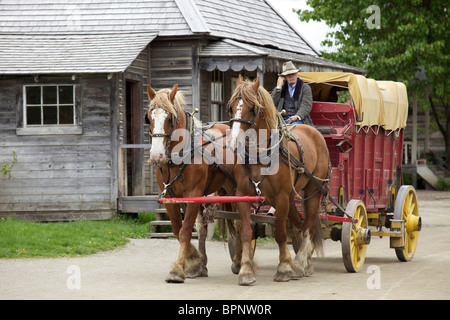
[148,108,236,199]
[229,99,331,205]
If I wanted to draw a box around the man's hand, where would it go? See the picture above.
[277,76,286,88]
[289,115,300,122]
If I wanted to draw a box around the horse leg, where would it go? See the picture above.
[166,203,203,283]
[236,201,257,286]
[293,188,323,277]
[273,197,295,282]
[196,211,209,277]
[287,200,306,279]
[230,219,242,274]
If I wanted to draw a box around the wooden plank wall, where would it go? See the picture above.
[147,39,196,194]
[0,75,115,220]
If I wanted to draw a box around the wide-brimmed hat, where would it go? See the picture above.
[278,61,300,76]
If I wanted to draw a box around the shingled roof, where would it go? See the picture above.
[0,0,325,74]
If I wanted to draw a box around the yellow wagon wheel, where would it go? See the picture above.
[394,185,421,262]
[342,200,370,273]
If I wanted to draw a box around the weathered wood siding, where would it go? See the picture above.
[147,39,196,194]
[0,75,115,220]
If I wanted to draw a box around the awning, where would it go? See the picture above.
[199,39,365,74]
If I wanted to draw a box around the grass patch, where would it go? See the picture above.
[0,214,151,259]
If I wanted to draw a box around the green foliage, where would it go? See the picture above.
[1,151,17,176]
[296,1,448,87]
[0,215,150,258]
[437,177,450,191]
[295,0,450,165]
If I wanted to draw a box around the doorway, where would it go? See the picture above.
[125,80,144,196]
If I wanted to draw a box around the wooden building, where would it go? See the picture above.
[0,0,364,221]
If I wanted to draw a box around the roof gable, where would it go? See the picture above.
[194,0,318,56]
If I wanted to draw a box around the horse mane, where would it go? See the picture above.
[229,78,278,130]
[149,88,185,117]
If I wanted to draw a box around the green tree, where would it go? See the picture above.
[296,0,449,166]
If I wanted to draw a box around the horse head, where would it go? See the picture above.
[145,84,182,164]
[227,75,277,151]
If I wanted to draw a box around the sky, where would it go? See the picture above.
[267,0,336,54]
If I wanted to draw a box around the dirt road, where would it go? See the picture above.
[1,190,449,300]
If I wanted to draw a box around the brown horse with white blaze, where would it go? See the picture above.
[227,76,329,285]
[145,84,235,283]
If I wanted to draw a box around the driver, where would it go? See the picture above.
[271,61,313,126]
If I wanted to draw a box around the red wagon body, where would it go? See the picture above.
[310,101,404,213]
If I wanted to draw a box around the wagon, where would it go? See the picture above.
[159,72,421,273]
[298,72,421,271]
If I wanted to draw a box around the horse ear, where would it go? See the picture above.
[252,76,260,93]
[237,74,244,86]
[169,84,178,103]
[147,85,156,100]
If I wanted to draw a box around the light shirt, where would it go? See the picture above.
[288,83,296,97]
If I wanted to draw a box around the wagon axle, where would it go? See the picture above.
[329,225,371,246]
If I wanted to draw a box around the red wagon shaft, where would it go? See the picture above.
[158,196,265,204]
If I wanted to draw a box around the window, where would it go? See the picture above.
[211,70,224,121]
[24,85,75,126]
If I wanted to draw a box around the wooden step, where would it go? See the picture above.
[148,232,198,239]
[150,220,172,226]
[149,232,175,238]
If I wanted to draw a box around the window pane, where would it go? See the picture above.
[59,105,74,124]
[59,86,74,104]
[43,106,57,124]
[26,86,41,105]
[27,106,41,125]
[43,86,57,104]
[211,103,220,122]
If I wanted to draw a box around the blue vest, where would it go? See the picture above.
[283,88,296,117]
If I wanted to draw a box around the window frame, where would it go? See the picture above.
[17,83,82,136]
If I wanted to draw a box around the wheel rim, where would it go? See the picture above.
[396,186,419,261]
[342,200,368,272]
[350,204,368,270]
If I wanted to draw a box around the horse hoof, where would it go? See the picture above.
[185,259,203,278]
[165,272,185,283]
[198,267,208,277]
[274,271,292,282]
[185,266,203,278]
[238,273,256,286]
[231,262,240,275]
[292,263,305,279]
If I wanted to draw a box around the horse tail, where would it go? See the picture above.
[312,213,324,257]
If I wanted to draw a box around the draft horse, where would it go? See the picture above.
[227,76,330,285]
[145,84,235,283]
